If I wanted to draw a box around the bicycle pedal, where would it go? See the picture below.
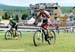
[14,36,20,39]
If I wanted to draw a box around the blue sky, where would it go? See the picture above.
[0,0,75,7]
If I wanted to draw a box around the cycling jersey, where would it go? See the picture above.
[37,10,51,29]
[37,10,50,24]
[10,18,17,25]
[9,18,17,30]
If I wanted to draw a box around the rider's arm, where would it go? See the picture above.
[49,15,53,20]
[44,11,52,20]
[46,13,52,20]
[34,13,41,24]
[47,13,54,21]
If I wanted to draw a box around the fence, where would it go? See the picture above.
[0,25,75,32]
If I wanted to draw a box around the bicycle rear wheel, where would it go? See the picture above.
[48,30,56,45]
[15,31,22,39]
[33,30,44,46]
[5,31,12,40]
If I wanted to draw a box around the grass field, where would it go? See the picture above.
[0,31,75,52]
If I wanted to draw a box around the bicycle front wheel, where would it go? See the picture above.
[33,30,44,46]
[5,31,12,40]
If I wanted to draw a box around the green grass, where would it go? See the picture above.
[0,31,75,52]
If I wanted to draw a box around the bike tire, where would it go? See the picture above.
[5,31,12,40]
[33,30,44,46]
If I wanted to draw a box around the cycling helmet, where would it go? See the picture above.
[39,5,45,10]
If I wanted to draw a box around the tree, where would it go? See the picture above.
[2,12,9,19]
[21,14,28,20]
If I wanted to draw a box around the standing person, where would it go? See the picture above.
[15,15,19,22]
[54,16,60,34]
[33,5,53,41]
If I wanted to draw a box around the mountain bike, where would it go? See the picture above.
[33,26,56,46]
[5,28,22,40]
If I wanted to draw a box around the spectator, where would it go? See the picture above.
[15,15,19,22]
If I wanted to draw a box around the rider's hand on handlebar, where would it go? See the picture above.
[33,22,38,26]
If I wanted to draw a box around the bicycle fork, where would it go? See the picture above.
[41,29,44,44]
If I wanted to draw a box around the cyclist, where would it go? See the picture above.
[9,17,18,37]
[33,5,52,41]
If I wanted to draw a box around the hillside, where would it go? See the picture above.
[0,4,29,10]
[0,4,30,15]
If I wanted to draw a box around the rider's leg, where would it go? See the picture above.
[10,25,13,31]
[14,25,18,39]
[14,25,17,36]
[41,22,51,37]
[44,26,51,41]
[41,23,51,41]
[15,25,17,31]
[45,23,51,37]
[46,29,51,37]
[12,24,16,37]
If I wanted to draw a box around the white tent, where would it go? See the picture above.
[0,20,9,26]
[27,17,35,24]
